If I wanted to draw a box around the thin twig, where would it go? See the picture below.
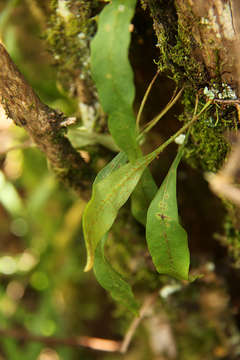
[120,292,159,354]
[193,94,199,117]
[150,100,212,160]
[212,98,240,105]
[0,328,121,353]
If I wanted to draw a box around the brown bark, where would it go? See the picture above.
[176,0,240,94]
[0,42,89,196]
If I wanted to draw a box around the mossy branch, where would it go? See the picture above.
[0,42,89,195]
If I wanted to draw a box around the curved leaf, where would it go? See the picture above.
[94,151,128,185]
[91,0,157,221]
[146,148,190,280]
[94,235,139,314]
[83,153,154,271]
[91,0,138,160]
[131,168,158,226]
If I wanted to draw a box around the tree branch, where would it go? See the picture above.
[0,293,159,354]
[0,42,89,196]
[0,328,121,352]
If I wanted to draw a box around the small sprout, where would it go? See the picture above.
[175,134,186,145]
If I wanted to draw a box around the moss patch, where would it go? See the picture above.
[142,0,239,172]
[142,0,207,86]
[180,88,239,172]
[45,0,99,93]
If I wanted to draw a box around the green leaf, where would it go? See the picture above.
[146,148,190,281]
[131,168,158,226]
[88,153,139,312]
[94,151,128,185]
[83,153,153,271]
[90,0,139,160]
[94,235,139,314]
[90,0,158,223]
[67,128,120,152]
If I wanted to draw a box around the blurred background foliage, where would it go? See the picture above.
[0,1,240,360]
[0,1,113,359]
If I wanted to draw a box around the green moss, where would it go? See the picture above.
[157,22,206,85]
[179,88,238,172]
[143,0,237,172]
[144,0,207,86]
[45,0,98,93]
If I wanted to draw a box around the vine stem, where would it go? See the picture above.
[147,100,212,163]
[141,87,184,135]
[136,70,160,132]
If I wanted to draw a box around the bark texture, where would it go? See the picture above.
[176,0,240,94]
[0,42,89,195]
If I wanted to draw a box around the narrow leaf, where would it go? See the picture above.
[83,153,153,271]
[131,168,157,225]
[146,148,190,280]
[94,235,139,314]
[94,151,128,185]
[91,0,157,220]
[91,0,139,160]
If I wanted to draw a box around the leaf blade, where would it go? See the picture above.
[146,149,190,281]
[94,235,139,314]
[83,154,152,271]
[131,168,158,226]
[90,0,138,159]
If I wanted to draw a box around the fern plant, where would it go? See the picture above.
[81,0,211,312]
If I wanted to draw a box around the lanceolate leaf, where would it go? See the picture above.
[91,0,139,160]
[94,151,128,185]
[146,148,190,281]
[131,168,158,226]
[90,0,157,221]
[89,154,139,313]
[83,153,154,271]
[94,235,139,314]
